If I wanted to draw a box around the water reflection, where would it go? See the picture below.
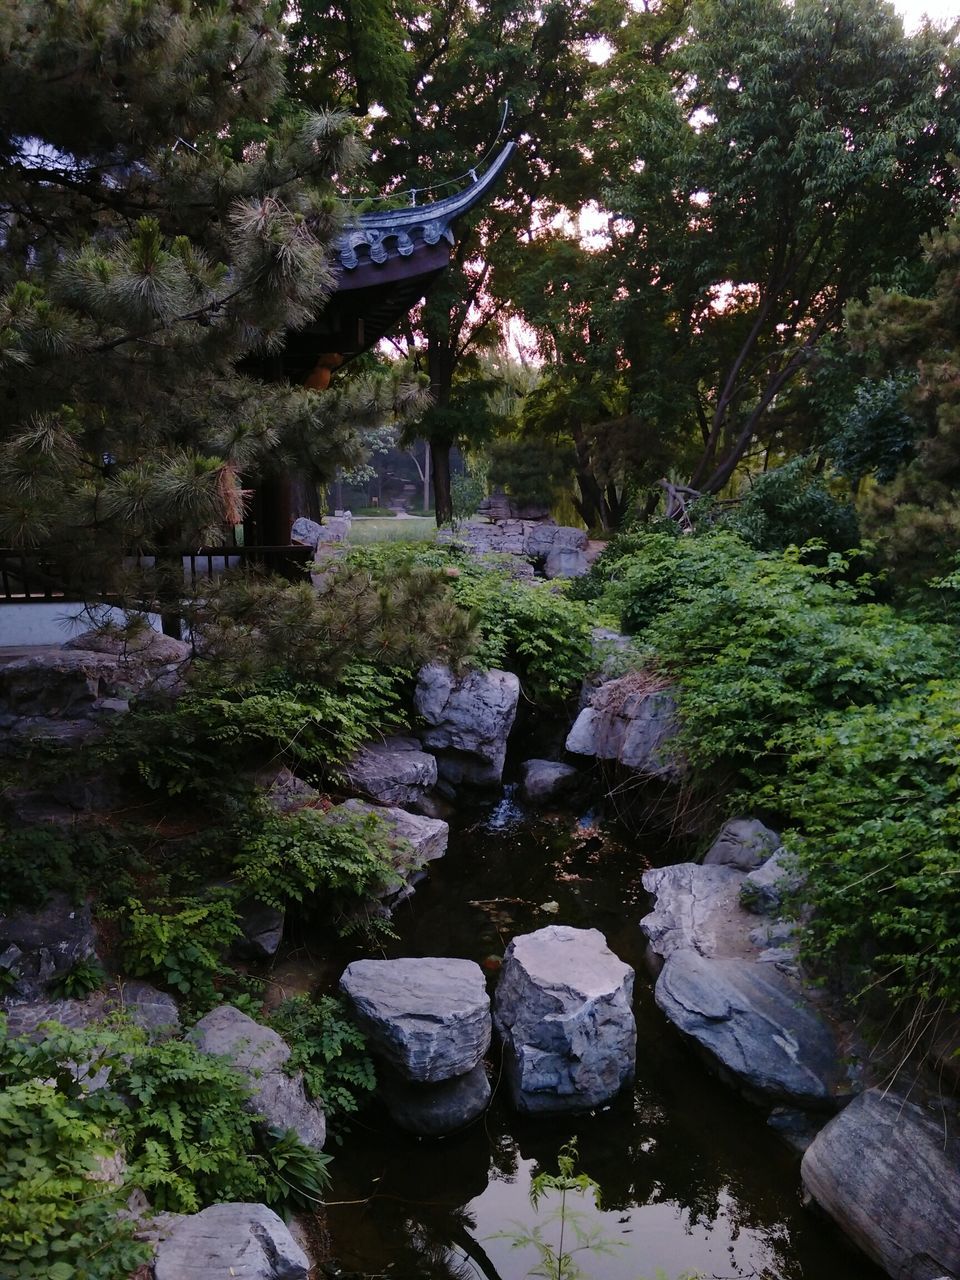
[322,800,883,1280]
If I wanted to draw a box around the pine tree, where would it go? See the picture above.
[0,0,422,590]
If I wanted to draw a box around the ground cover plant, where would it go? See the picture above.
[584,528,960,1018]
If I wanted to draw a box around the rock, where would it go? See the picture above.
[703,818,781,870]
[801,1089,960,1280]
[767,1106,824,1153]
[111,980,180,1039]
[640,863,748,966]
[188,1006,325,1149]
[415,663,520,787]
[339,957,491,1083]
[494,925,636,1114]
[153,1203,310,1280]
[654,951,852,1108]
[2,993,108,1039]
[520,759,582,806]
[378,1060,491,1136]
[0,894,98,1000]
[331,799,449,877]
[543,547,589,579]
[63,628,190,665]
[343,735,438,809]
[232,899,285,961]
[566,678,682,781]
[740,848,802,916]
[253,764,319,815]
[290,516,323,548]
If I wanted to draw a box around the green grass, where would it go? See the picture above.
[346,516,438,545]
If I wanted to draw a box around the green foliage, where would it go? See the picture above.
[265,995,376,1133]
[450,569,596,703]
[827,374,921,484]
[0,822,135,915]
[726,457,860,553]
[234,805,400,931]
[113,661,407,795]
[767,682,960,1010]
[488,437,577,510]
[0,1017,332,1225]
[0,1077,150,1280]
[48,958,107,1001]
[120,891,240,1004]
[597,528,960,1016]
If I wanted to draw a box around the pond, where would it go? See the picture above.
[312,789,884,1280]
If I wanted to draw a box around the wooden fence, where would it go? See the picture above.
[0,545,313,604]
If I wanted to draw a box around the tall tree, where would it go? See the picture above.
[588,0,960,503]
[0,0,423,593]
[292,0,621,523]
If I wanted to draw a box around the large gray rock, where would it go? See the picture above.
[544,547,589,579]
[494,926,636,1114]
[343,735,439,809]
[331,799,449,876]
[801,1090,960,1280]
[253,764,320,815]
[111,980,180,1040]
[740,848,802,916]
[566,678,682,780]
[188,1006,326,1149]
[520,759,582,806]
[378,1060,491,1136]
[153,1203,309,1280]
[415,663,520,787]
[654,951,851,1109]
[0,894,98,1000]
[290,516,323,548]
[640,863,748,966]
[231,899,285,961]
[63,628,190,665]
[339,957,491,1083]
[703,819,781,870]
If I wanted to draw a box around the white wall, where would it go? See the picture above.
[0,605,163,648]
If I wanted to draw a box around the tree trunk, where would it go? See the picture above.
[432,440,452,526]
[423,440,431,513]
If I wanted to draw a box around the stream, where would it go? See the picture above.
[290,788,885,1280]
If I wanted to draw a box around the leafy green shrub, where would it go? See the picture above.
[0,1017,332,1222]
[234,805,401,929]
[114,661,407,795]
[450,569,596,703]
[725,456,860,553]
[0,1078,150,1280]
[598,532,950,776]
[120,891,241,1004]
[769,682,960,1010]
[48,958,106,1000]
[266,995,376,1133]
[0,822,138,915]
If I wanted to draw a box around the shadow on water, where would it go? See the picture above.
[311,788,885,1280]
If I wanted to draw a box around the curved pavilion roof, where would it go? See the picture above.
[279,141,515,383]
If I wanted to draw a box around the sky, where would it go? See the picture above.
[897,0,959,25]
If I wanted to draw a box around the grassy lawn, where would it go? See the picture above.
[347,515,438,544]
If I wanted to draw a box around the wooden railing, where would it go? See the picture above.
[0,545,313,604]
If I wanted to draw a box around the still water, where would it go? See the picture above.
[319,790,883,1280]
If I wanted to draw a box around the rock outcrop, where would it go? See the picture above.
[340,956,492,1135]
[343,735,439,809]
[494,925,636,1114]
[327,799,449,899]
[189,1006,326,1150]
[566,675,682,781]
[801,1090,960,1280]
[520,759,582,806]
[703,818,781,870]
[640,832,860,1112]
[291,514,350,548]
[655,950,847,1108]
[339,957,491,1083]
[0,893,99,1000]
[0,641,187,748]
[437,518,589,577]
[153,1203,310,1280]
[415,663,520,787]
